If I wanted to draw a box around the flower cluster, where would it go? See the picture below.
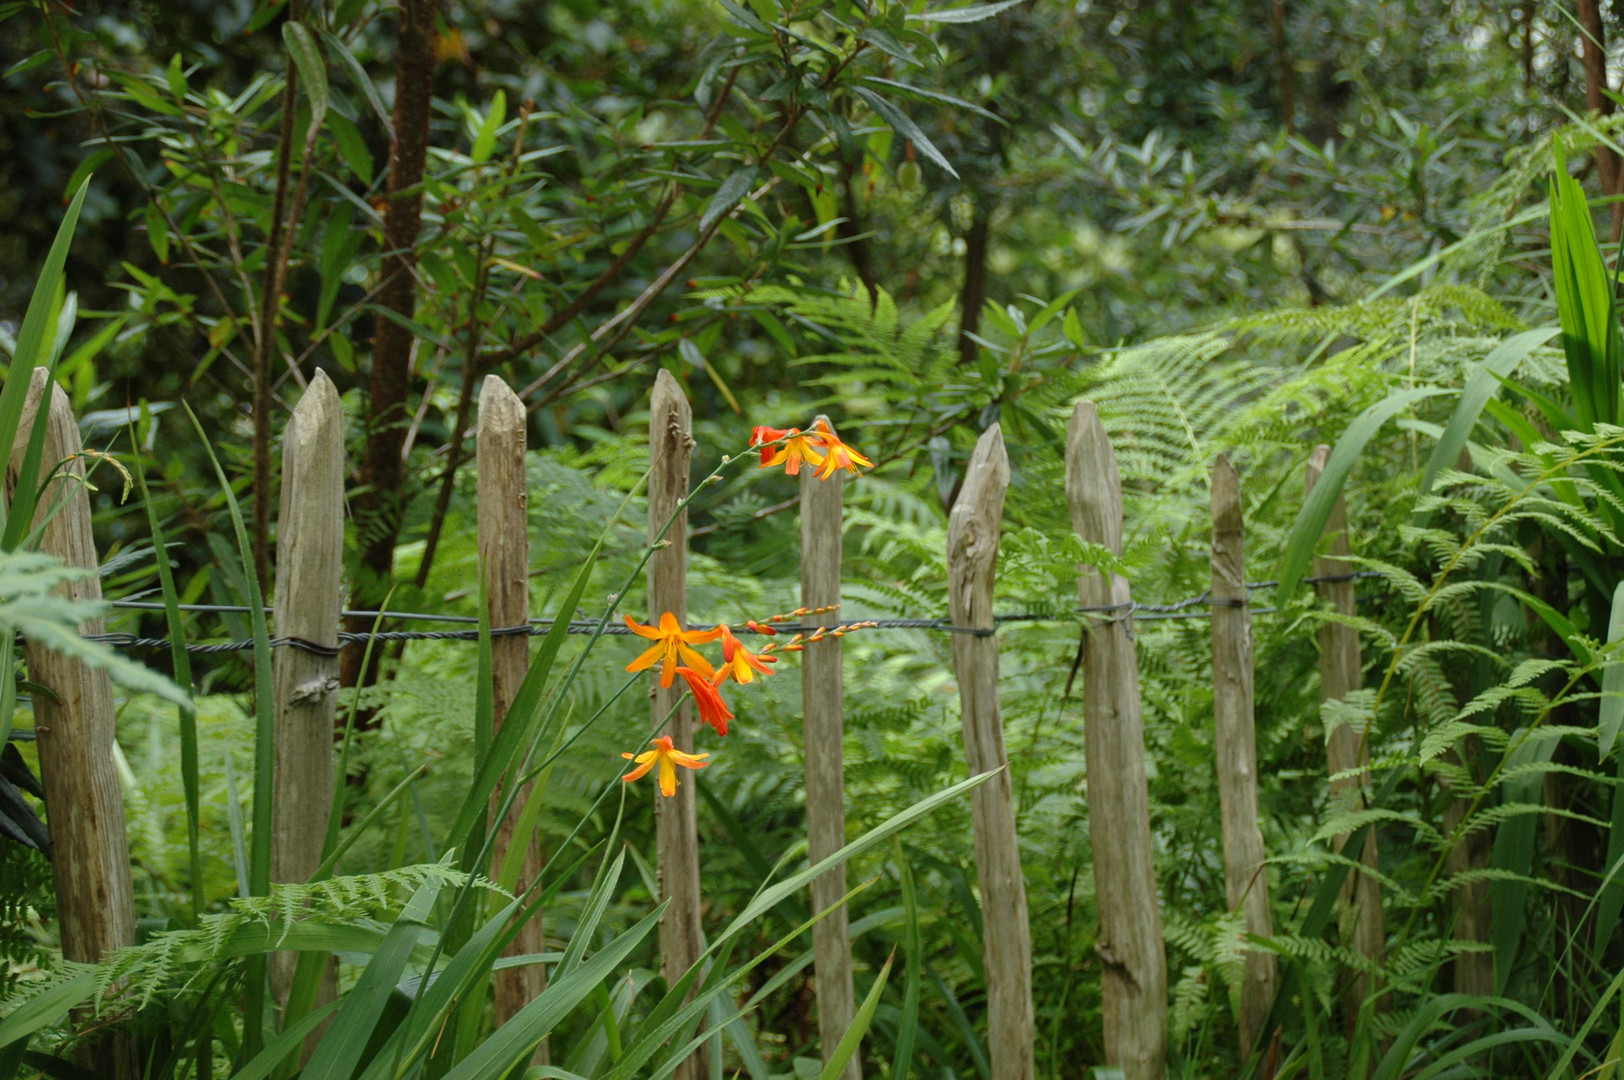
[750,419,873,480]
[620,606,879,795]
[620,420,875,796]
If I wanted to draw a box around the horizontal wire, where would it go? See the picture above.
[58,571,1384,656]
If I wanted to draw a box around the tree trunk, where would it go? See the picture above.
[957,208,991,366]
[1579,0,1624,242]
[341,0,437,702]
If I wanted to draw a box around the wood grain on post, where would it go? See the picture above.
[800,416,859,1080]
[271,370,343,890]
[7,368,138,1079]
[946,424,1034,1080]
[269,370,344,1025]
[1066,401,1168,1080]
[480,375,549,1056]
[1305,445,1385,1019]
[1209,454,1277,1053]
[648,370,708,1080]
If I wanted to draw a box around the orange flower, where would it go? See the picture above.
[808,419,873,479]
[625,613,724,687]
[751,425,826,476]
[712,625,777,687]
[622,735,709,796]
[677,665,735,736]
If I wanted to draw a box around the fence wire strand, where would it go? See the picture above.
[56,571,1385,656]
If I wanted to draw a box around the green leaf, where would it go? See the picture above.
[906,0,1025,23]
[320,29,393,137]
[228,1001,343,1080]
[300,880,443,1080]
[850,87,958,179]
[1550,158,1623,430]
[1492,728,1560,995]
[0,971,96,1049]
[440,905,666,1080]
[471,89,506,165]
[165,52,187,100]
[701,167,760,234]
[328,111,374,184]
[1275,386,1450,599]
[1596,748,1624,955]
[1418,326,1559,499]
[818,951,893,1080]
[0,177,89,547]
[282,22,329,145]
[1602,582,1624,760]
[892,839,921,1080]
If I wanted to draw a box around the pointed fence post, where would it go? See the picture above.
[480,375,549,1058]
[1066,401,1167,1080]
[1209,454,1277,1053]
[648,370,708,1080]
[271,370,343,890]
[800,416,859,1080]
[946,424,1034,1080]
[269,370,344,1029]
[7,368,138,1079]
[1305,445,1385,1021]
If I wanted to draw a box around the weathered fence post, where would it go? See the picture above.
[648,369,707,1080]
[800,415,859,1080]
[480,375,548,1056]
[1209,454,1277,1053]
[1066,401,1167,1080]
[8,368,138,1079]
[269,370,344,1025]
[271,370,343,889]
[946,424,1034,1080]
[1305,445,1385,1021]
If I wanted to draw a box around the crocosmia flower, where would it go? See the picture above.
[808,419,873,479]
[622,735,709,796]
[752,425,826,476]
[712,625,776,687]
[625,613,724,687]
[676,665,735,736]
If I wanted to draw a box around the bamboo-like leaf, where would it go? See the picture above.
[185,402,275,1059]
[282,22,328,145]
[319,29,393,137]
[0,971,96,1050]
[1492,728,1561,996]
[1601,582,1624,760]
[0,178,90,548]
[892,839,921,1080]
[132,453,203,921]
[470,89,505,164]
[299,880,443,1080]
[1550,157,1623,430]
[851,87,959,179]
[1419,326,1559,499]
[701,167,759,234]
[439,905,666,1080]
[1597,750,1624,955]
[1276,386,1450,598]
[905,0,1025,23]
[817,950,894,1080]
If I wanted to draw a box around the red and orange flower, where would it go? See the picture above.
[750,425,827,476]
[712,624,777,687]
[808,419,874,480]
[676,665,735,736]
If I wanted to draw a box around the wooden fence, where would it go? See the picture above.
[11,367,1398,1080]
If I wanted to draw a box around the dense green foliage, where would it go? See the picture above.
[9,0,1624,1078]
